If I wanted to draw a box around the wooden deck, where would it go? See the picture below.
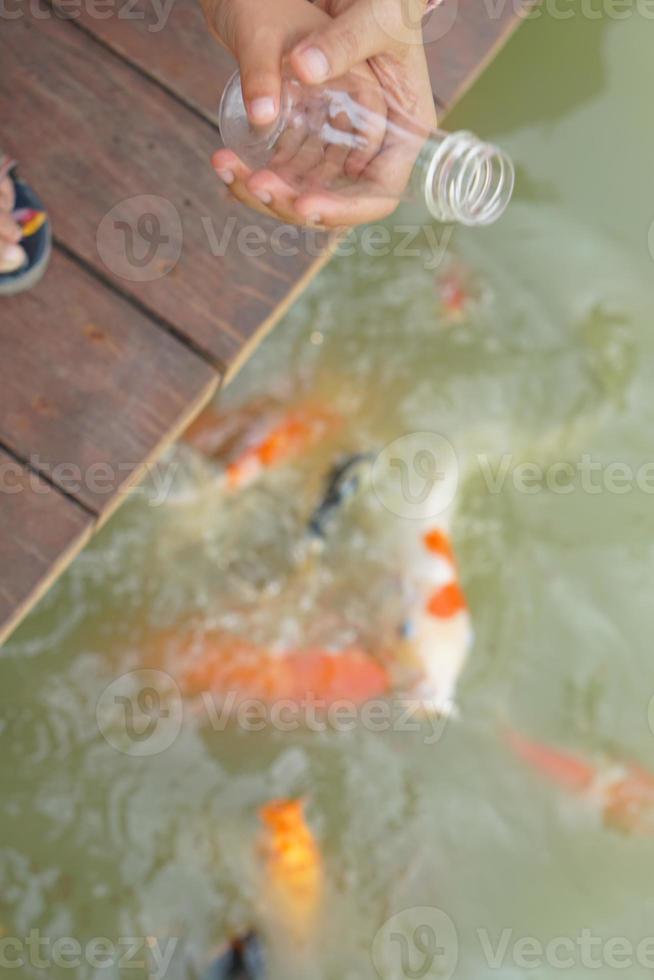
[0,0,531,645]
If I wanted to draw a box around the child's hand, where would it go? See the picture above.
[204,0,437,228]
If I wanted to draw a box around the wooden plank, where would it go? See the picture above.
[55,0,235,125]
[0,9,329,370]
[60,0,531,121]
[0,449,93,646]
[0,249,219,516]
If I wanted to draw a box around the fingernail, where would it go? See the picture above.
[0,243,27,272]
[296,47,330,83]
[217,170,235,185]
[254,189,273,205]
[249,97,277,125]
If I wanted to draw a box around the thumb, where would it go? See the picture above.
[290,3,388,84]
[235,24,286,125]
[203,0,284,124]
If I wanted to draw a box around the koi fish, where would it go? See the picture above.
[305,451,473,715]
[202,933,265,980]
[183,400,342,492]
[179,631,391,707]
[436,265,474,322]
[506,729,654,836]
[13,207,47,239]
[258,799,323,944]
[397,522,473,715]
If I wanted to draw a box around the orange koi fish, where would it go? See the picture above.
[506,729,654,836]
[178,631,391,707]
[258,799,323,944]
[436,266,474,323]
[184,400,342,492]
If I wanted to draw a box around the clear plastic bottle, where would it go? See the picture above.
[218,69,515,226]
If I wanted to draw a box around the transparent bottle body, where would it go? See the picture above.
[218,69,515,226]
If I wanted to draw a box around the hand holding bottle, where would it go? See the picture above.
[203,0,438,228]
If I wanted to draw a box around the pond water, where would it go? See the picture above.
[2,8,654,980]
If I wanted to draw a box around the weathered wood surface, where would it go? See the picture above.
[0,0,529,647]
[1,9,328,370]
[0,450,93,647]
[0,250,218,515]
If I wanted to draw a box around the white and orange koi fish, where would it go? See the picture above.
[258,799,323,945]
[307,451,473,715]
[398,523,473,716]
[506,729,654,836]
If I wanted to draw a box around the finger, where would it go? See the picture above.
[0,211,22,245]
[233,20,285,126]
[247,170,299,217]
[0,242,27,273]
[294,188,398,228]
[343,79,388,178]
[212,150,273,216]
[213,150,305,226]
[270,117,309,167]
[307,142,351,190]
[293,132,415,227]
[277,133,326,188]
[290,1,388,84]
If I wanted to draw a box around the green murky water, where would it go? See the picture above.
[2,8,654,979]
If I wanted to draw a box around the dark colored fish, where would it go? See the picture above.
[307,452,375,542]
[202,933,266,980]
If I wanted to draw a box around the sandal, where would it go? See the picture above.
[0,153,52,297]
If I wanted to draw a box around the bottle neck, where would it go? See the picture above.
[412,130,515,227]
